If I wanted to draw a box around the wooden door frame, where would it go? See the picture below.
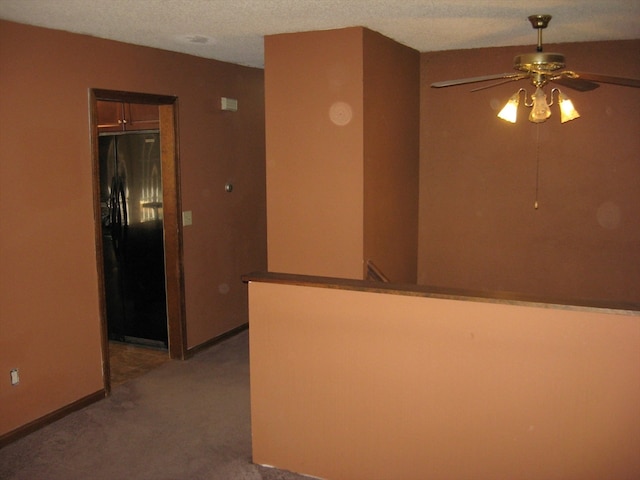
[89,89,187,394]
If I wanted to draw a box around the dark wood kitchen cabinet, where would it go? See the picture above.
[97,101,159,132]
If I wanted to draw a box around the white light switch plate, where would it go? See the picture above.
[182,211,193,226]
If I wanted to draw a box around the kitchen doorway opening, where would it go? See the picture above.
[90,89,186,394]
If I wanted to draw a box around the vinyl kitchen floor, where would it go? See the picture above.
[109,341,170,388]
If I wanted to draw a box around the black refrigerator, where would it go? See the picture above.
[99,132,168,348]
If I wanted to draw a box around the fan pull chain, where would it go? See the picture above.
[534,123,540,209]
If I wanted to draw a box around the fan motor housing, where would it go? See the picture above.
[514,52,566,73]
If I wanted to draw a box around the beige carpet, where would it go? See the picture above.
[0,329,312,480]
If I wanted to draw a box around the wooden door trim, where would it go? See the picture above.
[159,102,188,360]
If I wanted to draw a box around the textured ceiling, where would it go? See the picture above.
[1,0,639,68]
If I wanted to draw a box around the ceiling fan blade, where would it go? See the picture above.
[550,76,600,92]
[573,72,640,88]
[431,73,523,88]
[470,75,530,92]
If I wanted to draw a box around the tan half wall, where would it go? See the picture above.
[247,276,640,480]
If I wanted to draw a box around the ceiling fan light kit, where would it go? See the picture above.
[431,14,640,124]
[497,86,580,124]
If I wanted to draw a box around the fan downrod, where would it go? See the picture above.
[529,14,552,52]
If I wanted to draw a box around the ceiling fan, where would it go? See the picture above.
[431,14,640,123]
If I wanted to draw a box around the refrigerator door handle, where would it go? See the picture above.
[109,175,128,254]
[119,177,128,229]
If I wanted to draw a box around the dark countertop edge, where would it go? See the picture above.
[242,272,640,316]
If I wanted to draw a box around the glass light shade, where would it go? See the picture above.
[557,91,580,123]
[497,93,520,123]
[529,87,551,123]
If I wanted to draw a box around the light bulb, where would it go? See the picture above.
[497,92,520,123]
[529,87,551,123]
[557,91,580,123]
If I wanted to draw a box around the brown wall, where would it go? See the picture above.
[265,27,419,282]
[363,29,419,283]
[419,40,640,304]
[265,28,365,279]
[249,279,640,480]
[0,20,266,436]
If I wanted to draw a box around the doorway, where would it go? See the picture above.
[90,89,186,393]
